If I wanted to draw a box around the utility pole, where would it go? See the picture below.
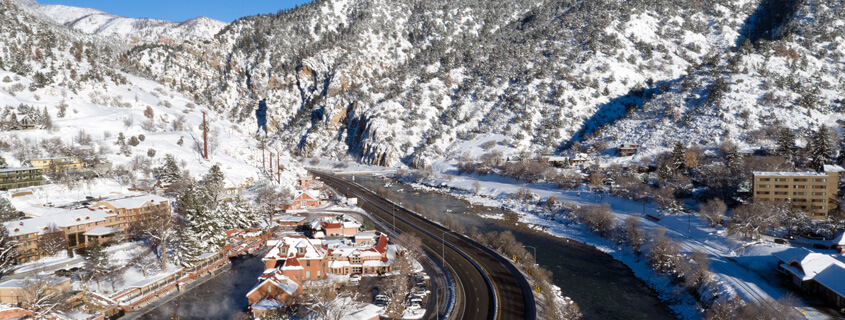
[202,112,208,159]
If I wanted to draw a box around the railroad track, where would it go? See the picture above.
[313,171,535,320]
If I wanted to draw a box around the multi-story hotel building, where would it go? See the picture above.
[752,167,841,219]
[0,167,43,191]
[27,156,82,171]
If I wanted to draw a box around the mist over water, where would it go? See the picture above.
[139,255,265,320]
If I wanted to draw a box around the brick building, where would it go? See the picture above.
[93,195,171,229]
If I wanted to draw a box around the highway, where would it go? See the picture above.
[313,171,535,320]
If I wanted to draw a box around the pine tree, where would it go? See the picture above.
[776,127,796,164]
[725,143,744,172]
[808,125,833,172]
[0,155,7,169]
[84,239,109,291]
[178,183,224,253]
[157,154,182,183]
[202,164,225,203]
[41,107,52,130]
[0,227,19,275]
[223,196,259,229]
[0,198,17,222]
[670,141,687,171]
[175,222,204,267]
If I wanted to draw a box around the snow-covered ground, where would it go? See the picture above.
[378,160,837,319]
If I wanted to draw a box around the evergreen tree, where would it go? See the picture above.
[41,107,52,130]
[724,143,744,172]
[776,127,796,164]
[223,196,260,229]
[175,222,204,267]
[0,198,18,222]
[157,154,182,183]
[0,155,7,169]
[202,164,225,203]
[178,183,224,253]
[808,125,834,172]
[84,239,109,291]
[670,141,687,171]
[0,227,18,275]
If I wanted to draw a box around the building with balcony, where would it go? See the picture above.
[752,166,841,219]
[27,156,82,172]
[0,167,43,191]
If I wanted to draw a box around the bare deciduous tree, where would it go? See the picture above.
[20,277,61,318]
[624,216,645,252]
[698,198,727,227]
[37,224,67,257]
[728,203,779,240]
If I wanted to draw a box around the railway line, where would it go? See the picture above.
[313,171,535,320]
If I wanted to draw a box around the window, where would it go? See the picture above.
[814,178,827,182]
[775,178,788,182]
[813,192,826,196]
[793,185,806,189]
[317,271,321,279]
[306,271,311,279]
[793,192,807,196]
[759,178,770,181]
[775,185,789,188]
[794,178,808,182]
[813,185,826,189]
[306,260,310,267]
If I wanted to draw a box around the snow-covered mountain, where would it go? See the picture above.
[0,1,300,191]
[3,0,844,170]
[14,0,227,45]
[123,0,786,166]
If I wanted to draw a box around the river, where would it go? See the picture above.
[351,174,675,320]
[137,255,265,320]
[136,174,675,320]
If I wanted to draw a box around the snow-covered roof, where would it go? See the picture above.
[752,171,828,177]
[547,156,569,162]
[29,156,78,161]
[0,166,40,173]
[4,207,115,237]
[773,248,845,281]
[247,270,299,301]
[252,298,284,310]
[83,226,120,236]
[97,195,170,209]
[833,232,845,245]
[276,215,305,222]
[824,165,845,173]
[341,303,381,320]
[812,264,845,298]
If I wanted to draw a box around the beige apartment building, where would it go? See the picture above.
[752,168,840,219]
[27,156,82,171]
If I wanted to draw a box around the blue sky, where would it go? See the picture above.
[37,0,314,23]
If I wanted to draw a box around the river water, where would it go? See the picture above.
[138,255,264,320]
[135,174,675,320]
[351,175,675,320]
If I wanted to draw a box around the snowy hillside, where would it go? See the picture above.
[596,0,845,157]
[14,0,227,45]
[122,0,780,167]
[0,2,301,193]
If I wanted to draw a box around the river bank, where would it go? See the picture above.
[349,174,678,320]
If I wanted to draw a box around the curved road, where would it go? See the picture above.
[313,171,535,320]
